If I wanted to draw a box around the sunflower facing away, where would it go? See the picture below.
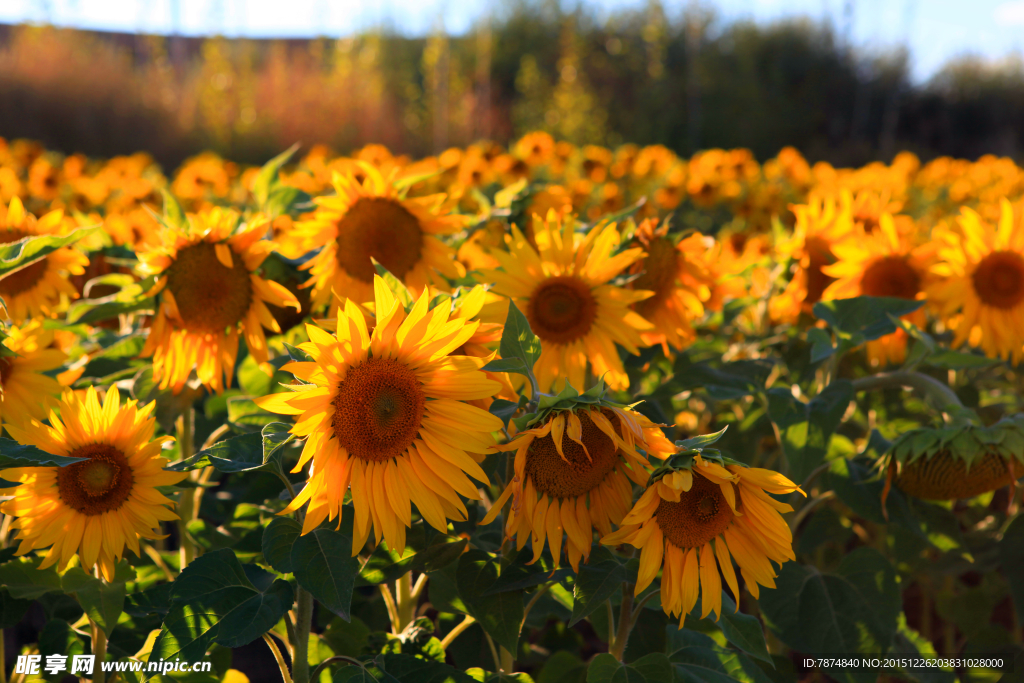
[256,276,504,554]
[482,394,675,571]
[626,218,716,353]
[602,452,803,622]
[479,211,653,392]
[282,162,466,310]
[0,387,185,581]
[927,198,1024,363]
[139,207,300,393]
[0,319,67,428]
[822,212,930,366]
[0,197,88,322]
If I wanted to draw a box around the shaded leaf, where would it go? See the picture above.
[767,380,853,483]
[291,527,360,620]
[169,422,294,472]
[0,438,87,468]
[570,555,628,626]
[262,516,302,574]
[455,549,524,655]
[499,302,541,371]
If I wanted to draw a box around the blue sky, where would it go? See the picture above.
[2,0,1022,82]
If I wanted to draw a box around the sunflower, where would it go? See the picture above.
[482,392,675,571]
[138,207,300,394]
[602,451,802,622]
[0,319,66,428]
[626,219,714,352]
[927,199,1024,363]
[0,197,88,322]
[282,162,466,311]
[770,195,854,323]
[479,211,653,392]
[256,276,504,554]
[0,387,185,581]
[822,213,930,366]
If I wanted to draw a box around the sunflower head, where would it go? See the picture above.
[0,197,88,322]
[256,275,503,555]
[927,198,1024,362]
[479,211,654,392]
[138,205,299,393]
[482,381,675,571]
[283,162,466,311]
[602,432,803,622]
[0,387,185,581]
[885,416,1024,502]
[0,319,67,427]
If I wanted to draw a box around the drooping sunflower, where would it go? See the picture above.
[0,197,88,322]
[256,276,504,554]
[282,162,466,310]
[927,198,1024,363]
[0,319,67,428]
[602,447,803,622]
[138,207,300,394]
[482,387,675,571]
[883,417,1024,503]
[822,213,930,366]
[479,211,653,392]
[0,387,185,581]
[626,218,715,353]
[770,195,854,323]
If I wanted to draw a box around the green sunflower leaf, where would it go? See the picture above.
[61,561,135,637]
[149,549,295,661]
[262,516,302,574]
[168,422,294,472]
[0,224,103,280]
[499,301,541,376]
[291,527,360,620]
[767,379,853,483]
[455,549,524,655]
[0,438,87,468]
[569,550,628,627]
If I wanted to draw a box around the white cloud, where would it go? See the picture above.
[995,0,1024,25]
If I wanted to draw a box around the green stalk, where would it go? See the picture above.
[175,408,196,570]
[291,586,314,683]
[608,583,635,661]
[851,371,964,413]
[395,572,415,633]
[91,618,107,683]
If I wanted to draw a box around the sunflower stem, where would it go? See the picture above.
[175,408,197,570]
[439,615,476,650]
[395,572,416,632]
[1,628,6,683]
[499,646,514,674]
[263,633,293,683]
[291,586,313,683]
[378,583,402,634]
[90,618,107,683]
[608,583,635,661]
[851,371,965,415]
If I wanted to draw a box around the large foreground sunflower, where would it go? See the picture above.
[822,213,929,366]
[283,163,465,310]
[602,447,803,622]
[139,207,300,393]
[479,212,653,392]
[482,388,674,571]
[0,387,185,581]
[0,197,88,322]
[927,198,1024,363]
[256,276,503,554]
[0,319,66,428]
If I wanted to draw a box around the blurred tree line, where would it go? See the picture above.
[0,0,1021,168]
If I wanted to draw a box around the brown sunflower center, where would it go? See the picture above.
[972,251,1024,310]
[56,444,135,516]
[0,229,50,297]
[527,276,598,345]
[860,255,921,300]
[332,357,426,462]
[165,241,253,334]
[525,410,620,499]
[804,236,836,305]
[633,237,678,318]
[655,472,735,549]
[335,198,424,284]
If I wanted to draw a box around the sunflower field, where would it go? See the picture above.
[1,132,1024,683]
